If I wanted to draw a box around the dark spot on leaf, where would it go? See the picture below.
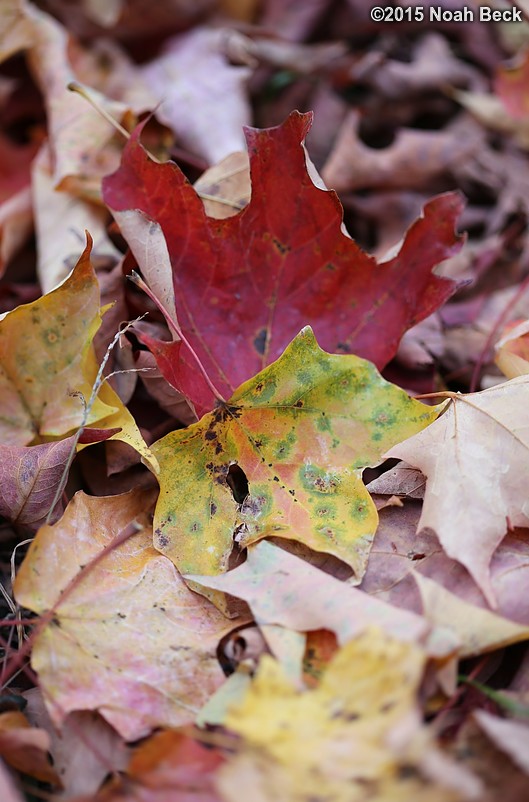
[272,237,290,255]
[289,490,295,496]
[336,342,351,353]
[294,400,303,407]
[273,476,280,482]
[226,463,249,504]
[117,613,126,619]
[215,442,223,454]
[157,533,169,548]
[255,440,263,448]
[253,329,267,356]
[205,430,217,441]
[409,552,426,561]
[210,502,217,516]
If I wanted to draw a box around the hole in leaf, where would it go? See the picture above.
[226,463,249,504]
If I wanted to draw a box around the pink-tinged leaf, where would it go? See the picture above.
[495,53,529,120]
[103,112,463,416]
[474,711,529,775]
[187,540,436,652]
[0,435,114,529]
[14,490,242,741]
[361,499,529,626]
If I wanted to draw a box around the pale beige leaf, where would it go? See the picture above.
[387,376,529,606]
[414,572,529,657]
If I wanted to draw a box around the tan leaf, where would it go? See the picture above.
[14,489,240,740]
[387,377,529,606]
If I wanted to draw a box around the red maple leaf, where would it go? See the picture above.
[103,111,463,417]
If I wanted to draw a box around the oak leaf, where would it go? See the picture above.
[103,111,463,417]
[152,327,441,579]
[14,489,239,740]
[386,377,529,606]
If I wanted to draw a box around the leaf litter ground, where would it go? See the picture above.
[2,3,529,801]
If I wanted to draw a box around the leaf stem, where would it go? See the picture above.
[130,271,226,404]
[458,675,529,718]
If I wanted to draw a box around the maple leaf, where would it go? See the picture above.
[14,489,241,741]
[103,110,463,417]
[217,629,481,802]
[386,377,529,607]
[0,234,155,468]
[151,326,441,580]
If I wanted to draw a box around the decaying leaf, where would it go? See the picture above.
[103,110,463,416]
[152,326,441,578]
[14,489,240,740]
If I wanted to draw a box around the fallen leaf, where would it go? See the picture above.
[134,28,251,165]
[72,729,225,802]
[103,111,463,416]
[0,132,38,276]
[495,319,529,378]
[24,688,129,799]
[0,235,155,468]
[366,462,427,499]
[151,326,441,578]
[0,0,128,191]
[0,710,59,785]
[14,489,239,740]
[360,499,529,627]
[386,377,529,606]
[474,710,529,775]
[414,572,529,657]
[495,51,529,119]
[32,143,121,293]
[218,629,481,802]
[194,151,250,219]
[0,761,25,802]
[321,111,477,193]
[187,540,432,651]
[0,431,115,529]
[454,88,529,150]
